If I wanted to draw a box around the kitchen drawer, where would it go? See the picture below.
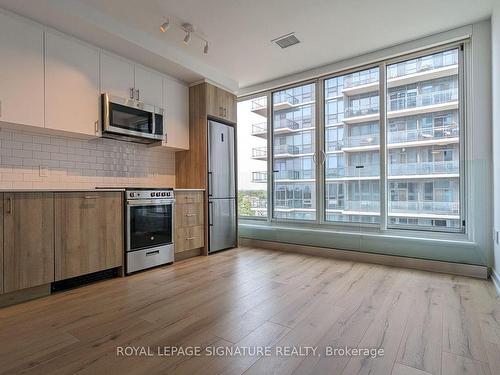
[175,191,204,204]
[175,226,204,253]
[176,203,204,227]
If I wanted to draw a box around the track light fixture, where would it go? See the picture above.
[160,20,170,33]
[182,23,194,45]
[183,30,191,45]
[160,18,209,55]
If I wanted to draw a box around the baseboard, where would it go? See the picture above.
[240,238,488,279]
[491,268,500,297]
[0,284,51,308]
[175,247,202,261]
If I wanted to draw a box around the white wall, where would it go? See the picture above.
[492,2,500,290]
[0,127,175,189]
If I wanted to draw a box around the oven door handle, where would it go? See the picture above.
[127,199,174,206]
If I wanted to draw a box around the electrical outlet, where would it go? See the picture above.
[39,166,49,177]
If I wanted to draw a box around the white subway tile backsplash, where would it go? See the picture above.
[0,128,175,188]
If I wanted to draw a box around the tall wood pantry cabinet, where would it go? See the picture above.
[175,82,237,256]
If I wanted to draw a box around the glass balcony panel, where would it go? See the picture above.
[388,88,458,112]
[387,124,458,144]
[388,160,459,176]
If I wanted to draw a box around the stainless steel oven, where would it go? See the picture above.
[125,188,174,274]
[101,93,164,144]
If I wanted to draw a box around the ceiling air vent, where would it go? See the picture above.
[272,32,300,49]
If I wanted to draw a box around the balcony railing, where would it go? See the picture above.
[343,74,379,89]
[343,133,380,148]
[251,97,267,111]
[325,113,344,125]
[250,198,268,209]
[387,54,458,79]
[275,199,313,210]
[252,144,312,158]
[251,171,267,182]
[273,92,300,106]
[275,144,308,155]
[344,200,380,212]
[388,124,458,144]
[275,170,314,180]
[388,160,459,176]
[326,140,344,152]
[274,118,301,130]
[344,106,379,118]
[389,201,459,215]
[326,164,380,179]
[252,146,267,158]
[388,88,458,112]
[251,122,267,135]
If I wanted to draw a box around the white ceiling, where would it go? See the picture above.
[0,0,495,93]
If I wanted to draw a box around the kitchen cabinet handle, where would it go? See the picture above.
[130,88,135,99]
[84,195,100,199]
[6,196,12,214]
[224,107,227,117]
[94,120,99,134]
[185,213,196,217]
[186,237,196,240]
[135,89,140,101]
[184,196,195,202]
[146,250,160,256]
[0,100,2,117]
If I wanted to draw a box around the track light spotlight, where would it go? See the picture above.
[204,41,209,54]
[160,20,170,32]
[183,31,191,44]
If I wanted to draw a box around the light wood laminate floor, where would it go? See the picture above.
[0,247,499,375]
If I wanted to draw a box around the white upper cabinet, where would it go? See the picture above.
[45,32,100,136]
[162,78,189,150]
[0,12,44,128]
[100,52,135,99]
[134,66,163,108]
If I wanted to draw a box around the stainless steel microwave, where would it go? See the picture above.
[101,93,164,144]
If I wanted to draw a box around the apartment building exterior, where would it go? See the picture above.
[246,48,460,230]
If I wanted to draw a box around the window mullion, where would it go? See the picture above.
[379,62,388,230]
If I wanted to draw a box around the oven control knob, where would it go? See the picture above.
[150,192,155,197]
[129,192,135,197]
[156,192,161,197]
[161,192,166,196]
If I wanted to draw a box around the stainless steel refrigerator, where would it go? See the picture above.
[208,120,237,253]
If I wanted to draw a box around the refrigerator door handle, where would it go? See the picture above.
[209,201,214,226]
[208,171,213,197]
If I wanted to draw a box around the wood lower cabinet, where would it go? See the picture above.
[3,193,55,293]
[175,191,205,257]
[175,226,204,253]
[54,192,123,281]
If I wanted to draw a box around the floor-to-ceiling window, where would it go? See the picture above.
[237,95,268,218]
[237,44,464,233]
[272,83,316,221]
[386,48,461,230]
[324,67,380,224]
